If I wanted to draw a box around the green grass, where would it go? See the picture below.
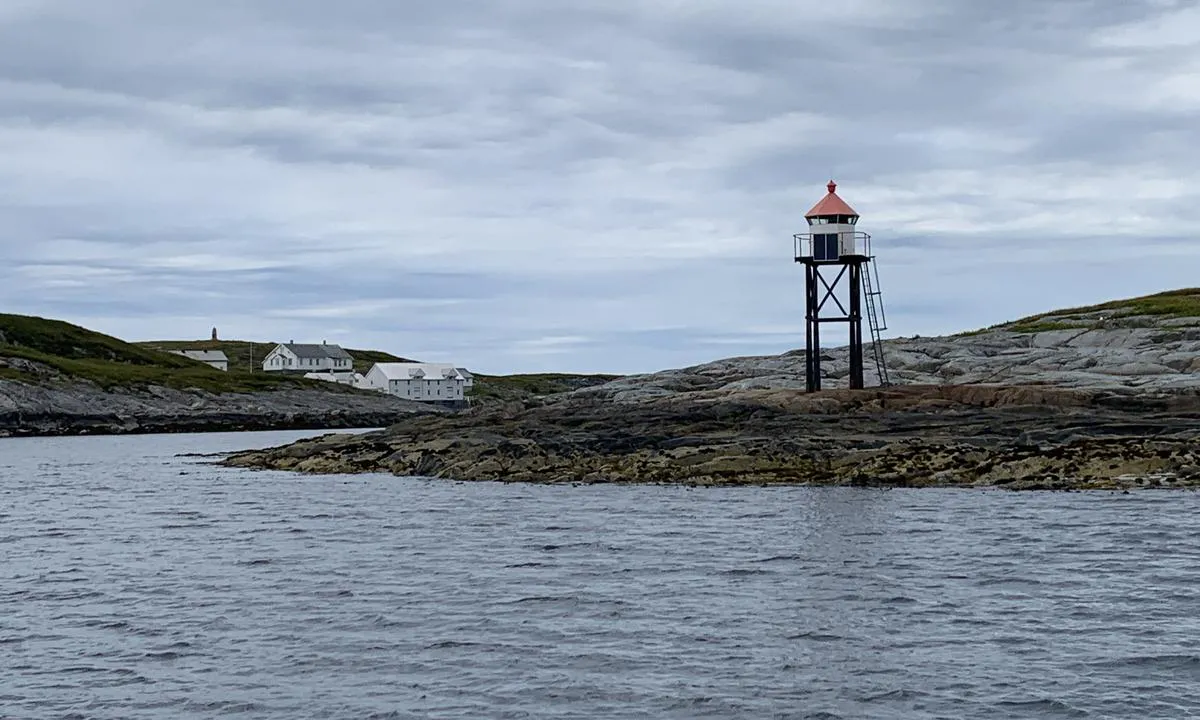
[136,340,415,375]
[1001,320,1080,334]
[0,344,320,391]
[469,372,620,403]
[0,314,331,391]
[957,288,1200,335]
[0,314,612,399]
[958,319,1080,335]
[1017,288,1200,322]
[0,366,27,381]
[1,314,199,368]
[0,313,617,398]
[342,348,417,375]
[135,339,271,375]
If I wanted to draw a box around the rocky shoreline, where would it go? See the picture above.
[0,379,440,437]
[221,383,1200,490]
[221,311,1200,490]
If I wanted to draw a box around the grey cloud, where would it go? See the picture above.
[1,0,1198,373]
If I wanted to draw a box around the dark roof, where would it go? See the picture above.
[455,367,474,378]
[285,343,353,360]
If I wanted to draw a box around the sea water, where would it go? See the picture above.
[3,430,1199,718]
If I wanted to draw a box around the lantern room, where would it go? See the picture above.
[795,180,869,262]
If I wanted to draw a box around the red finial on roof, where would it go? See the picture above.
[805,179,858,218]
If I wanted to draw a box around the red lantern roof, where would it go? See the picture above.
[805,180,858,218]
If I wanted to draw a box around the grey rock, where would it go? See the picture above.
[0,378,441,437]
[573,318,1200,402]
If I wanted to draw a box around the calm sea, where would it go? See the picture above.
[2,430,1200,719]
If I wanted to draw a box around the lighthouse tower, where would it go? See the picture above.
[793,181,889,391]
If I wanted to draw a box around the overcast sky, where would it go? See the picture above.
[1,0,1198,374]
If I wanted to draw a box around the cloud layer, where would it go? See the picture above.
[1,0,1198,373]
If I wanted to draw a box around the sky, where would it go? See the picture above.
[1,0,1199,375]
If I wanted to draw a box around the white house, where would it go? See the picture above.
[262,342,354,373]
[303,370,372,390]
[455,368,475,389]
[170,349,229,372]
[365,363,467,402]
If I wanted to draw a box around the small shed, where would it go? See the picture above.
[170,349,229,372]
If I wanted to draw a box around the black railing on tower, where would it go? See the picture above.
[795,231,890,390]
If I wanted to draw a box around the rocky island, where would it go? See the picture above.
[0,314,443,436]
[224,290,1200,490]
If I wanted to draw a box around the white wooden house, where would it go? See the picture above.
[364,363,467,402]
[303,370,371,389]
[262,342,354,373]
[170,349,229,371]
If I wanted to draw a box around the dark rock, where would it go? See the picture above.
[219,383,1200,490]
[0,379,441,437]
[217,315,1200,489]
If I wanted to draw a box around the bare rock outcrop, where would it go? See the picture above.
[0,378,440,437]
[223,383,1200,490]
[222,312,1200,489]
[574,313,1200,403]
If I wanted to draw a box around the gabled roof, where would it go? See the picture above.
[805,180,858,218]
[370,362,463,381]
[455,368,474,379]
[172,349,228,363]
[304,371,363,381]
[283,343,352,360]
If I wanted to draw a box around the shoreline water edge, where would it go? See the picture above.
[8,299,1200,490]
[221,383,1200,491]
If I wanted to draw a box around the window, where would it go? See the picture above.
[813,233,839,261]
[812,214,858,225]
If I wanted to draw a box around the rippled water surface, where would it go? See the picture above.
[4,430,1200,718]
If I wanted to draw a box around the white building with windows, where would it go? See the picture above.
[170,349,229,371]
[262,342,354,372]
[303,370,371,389]
[364,363,467,402]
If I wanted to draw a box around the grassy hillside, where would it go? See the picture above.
[0,314,618,399]
[342,348,418,374]
[0,315,323,391]
[469,372,621,404]
[137,339,415,375]
[963,288,1200,335]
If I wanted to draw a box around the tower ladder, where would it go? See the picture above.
[862,258,891,387]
